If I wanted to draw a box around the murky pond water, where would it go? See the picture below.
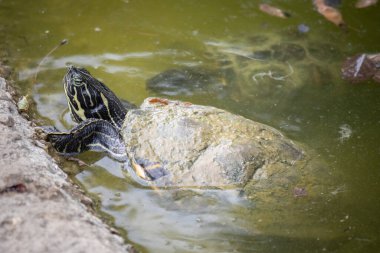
[1,0,380,252]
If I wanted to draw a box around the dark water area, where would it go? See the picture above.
[1,0,380,252]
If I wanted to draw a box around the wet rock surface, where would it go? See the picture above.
[122,97,307,189]
[0,65,135,253]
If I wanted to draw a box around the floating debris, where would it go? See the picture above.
[341,53,380,83]
[355,0,378,8]
[313,0,345,27]
[259,4,291,18]
[34,39,68,83]
[252,62,294,83]
[331,184,346,195]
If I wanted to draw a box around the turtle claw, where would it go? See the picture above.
[131,157,169,181]
[34,126,60,141]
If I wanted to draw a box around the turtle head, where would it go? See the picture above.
[64,66,91,88]
[63,66,127,128]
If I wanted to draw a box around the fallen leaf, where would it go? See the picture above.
[17,95,30,112]
[259,4,291,18]
[314,0,345,27]
[355,0,378,8]
[341,54,377,82]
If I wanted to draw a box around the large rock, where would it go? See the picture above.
[122,97,305,188]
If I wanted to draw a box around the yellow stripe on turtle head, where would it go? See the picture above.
[100,92,119,127]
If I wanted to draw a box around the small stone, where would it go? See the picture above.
[0,216,22,227]
[80,196,93,206]
[0,114,14,127]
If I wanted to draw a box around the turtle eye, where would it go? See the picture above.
[71,73,85,87]
[65,66,91,86]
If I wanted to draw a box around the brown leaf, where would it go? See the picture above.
[259,4,291,18]
[314,0,345,27]
[341,54,377,82]
[355,0,378,8]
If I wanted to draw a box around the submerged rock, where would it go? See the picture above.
[122,97,305,188]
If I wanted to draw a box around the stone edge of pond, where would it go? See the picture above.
[0,64,137,253]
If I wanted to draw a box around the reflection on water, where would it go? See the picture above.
[1,0,380,252]
[78,156,348,253]
[19,49,194,81]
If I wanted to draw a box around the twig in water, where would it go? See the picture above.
[34,39,68,83]
[252,61,294,83]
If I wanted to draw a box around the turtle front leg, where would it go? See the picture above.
[44,119,127,161]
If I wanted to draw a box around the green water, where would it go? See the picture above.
[1,0,380,252]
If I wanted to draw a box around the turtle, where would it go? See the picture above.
[44,66,166,180]
[44,67,127,157]
[44,66,314,187]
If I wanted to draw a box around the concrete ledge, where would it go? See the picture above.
[0,65,135,253]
